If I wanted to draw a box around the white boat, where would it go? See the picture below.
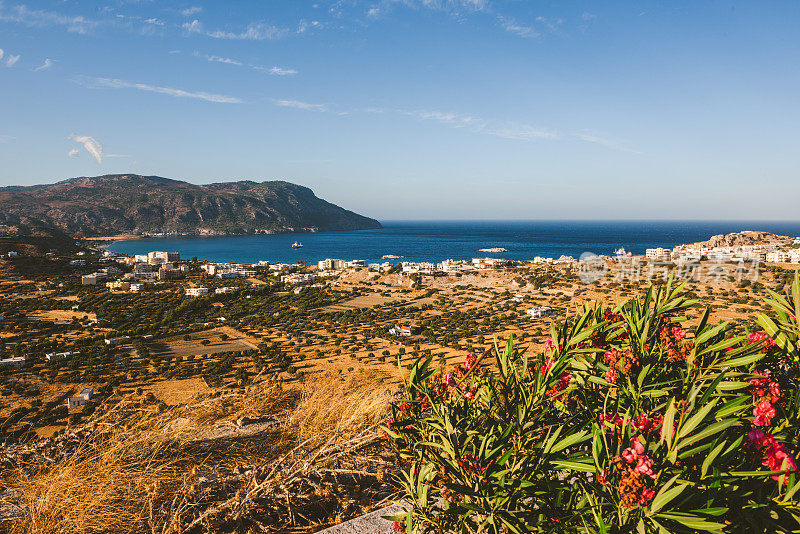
[292,242,303,249]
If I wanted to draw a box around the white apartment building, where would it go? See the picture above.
[318,258,346,270]
[215,287,238,294]
[645,248,672,262]
[185,287,209,296]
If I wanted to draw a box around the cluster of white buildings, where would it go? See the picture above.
[317,258,367,270]
[527,306,554,318]
[201,262,256,278]
[532,255,576,265]
[281,273,316,284]
[132,251,180,265]
[651,241,800,264]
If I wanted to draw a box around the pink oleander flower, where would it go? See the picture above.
[462,386,477,400]
[753,401,777,427]
[749,331,777,350]
[445,373,457,387]
[635,456,657,479]
[463,352,476,370]
[621,440,645,464]
[670,326,687,340]
[544,338,556,352]
[633,414,651,431]
[541,358,554,376]
[763,444,798,483]
[638,487,656,507]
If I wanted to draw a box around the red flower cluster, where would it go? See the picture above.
[658,325,692,363]
[753,401,777,427]
[393,520,406,532]
[598,413,625,435]
[603,309,624,323]
[457,453,491,476]
[750,370,782,405]
[428,354,487,401]
[747,428,798,483]
[607,440,659,508]
[547,372,572,397]
[749,331,777,351]
[604,349,638,383]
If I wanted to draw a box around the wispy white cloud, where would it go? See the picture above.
[33,58,53,71]
[403,109,557,140]
[84,76,243,104]
[274,99,328,112]
[181,18,203,34]
[181,6,202,16]
[183,19,290,40]
[144,17,164,26]
[0,49,3,61]
[0,134,15,143]
[263,66,297,76]
[193,52,298,76]
[68,134,103,163]
[6,53,20,67]
[497,15,539,38]
[402,109,482,129]
[0,3,100,34]
[574,130,641,154]
[202,53,243,66]
[367,0,488,19]
[68,148,80,157]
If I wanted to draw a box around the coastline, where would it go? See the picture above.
[102,221,800,267]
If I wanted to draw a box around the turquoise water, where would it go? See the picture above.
[107,221,800,265]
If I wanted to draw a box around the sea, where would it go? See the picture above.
[107,221,800,265]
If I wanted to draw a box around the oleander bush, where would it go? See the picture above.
[386,274,800,533]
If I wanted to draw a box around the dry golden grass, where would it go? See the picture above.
[9,405,191,534]
[5,373,393,534]
[291,369,394,442]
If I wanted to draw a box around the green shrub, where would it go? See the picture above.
[386,275,800,533]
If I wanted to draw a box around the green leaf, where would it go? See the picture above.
[649,475,685,513]
[701,441,726,478]
[677,399,718,439]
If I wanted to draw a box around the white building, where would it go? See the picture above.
[104,336,130,346]
[148,251,180,264]
[766,251,790,263]
[0,356,25,368]
[45,351,81,362]
[527,306,554,318]
[215,286,238,294]
[129,283,144,292]
[318,258,345,270]
[185,287,209,297]
[81,272,107,285]
[645,248,672,262]
[389,325,414,337]
[66,388,95,408]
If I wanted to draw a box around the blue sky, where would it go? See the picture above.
[1,1,798,220]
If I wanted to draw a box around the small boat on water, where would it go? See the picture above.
[292,242,303,249]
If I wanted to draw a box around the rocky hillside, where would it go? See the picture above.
[691,230,795,248]
[0,175,381,237]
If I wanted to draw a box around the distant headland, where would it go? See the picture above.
[0,174,381,238]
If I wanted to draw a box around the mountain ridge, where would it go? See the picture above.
[0,174,382,237]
